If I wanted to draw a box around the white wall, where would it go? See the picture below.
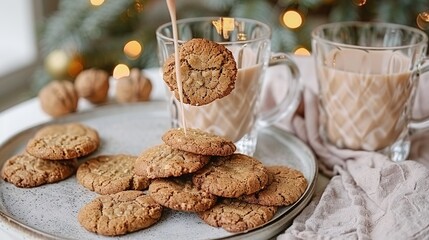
[0,0,37,76]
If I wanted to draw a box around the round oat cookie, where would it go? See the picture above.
[162,128,236,156]
[192,153,269,198]
[1,154,77,188]
[148,177,217,212]
[240,166,308,206]
[134,144,209,179]
[77,154,150,195]
[26,123,100,160]
[78,190,162,236]
[163,38,237,106]
[198,198,277,233]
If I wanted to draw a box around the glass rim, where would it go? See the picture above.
[155,16,271,45]
[311,21,428,50]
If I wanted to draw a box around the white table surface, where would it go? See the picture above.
[0,56,329,239]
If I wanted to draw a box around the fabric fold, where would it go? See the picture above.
[278,88,429,240]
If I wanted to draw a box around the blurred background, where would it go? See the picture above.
[0,0,428,111]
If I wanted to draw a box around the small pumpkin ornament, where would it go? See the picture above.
[38,80,78,117]
[115,68,152,103]
[74,68,110,104]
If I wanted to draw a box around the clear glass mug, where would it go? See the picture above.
[156,17,301,155]
[312,21,429,161]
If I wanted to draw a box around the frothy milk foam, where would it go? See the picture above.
[319,49,413,150]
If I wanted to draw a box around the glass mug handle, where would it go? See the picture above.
[257,53,302,128]
[409,57,429,130]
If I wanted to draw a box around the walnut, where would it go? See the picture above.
[74,68,109,104]
[115,68,152,103]
[38,80,78,117]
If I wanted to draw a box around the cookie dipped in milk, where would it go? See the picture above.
[158,3,294,155]
[160,11,265,142]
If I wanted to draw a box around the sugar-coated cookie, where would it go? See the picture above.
[1,154,77,188]
[198,198,277,233]
[162,128,236,156]
[78,191,163,236]
[163,38,237,106]
[134,144,209,179]
[148,176,217,212]
[76,154,150,194]
[192,153,268,198]
[26,123,100,160]
[240,166,308,206]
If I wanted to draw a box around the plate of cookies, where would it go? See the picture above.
[0,101,317,240]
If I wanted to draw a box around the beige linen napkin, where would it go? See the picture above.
[275,57,429,240]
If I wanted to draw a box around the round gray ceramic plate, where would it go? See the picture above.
[0,101,317,240]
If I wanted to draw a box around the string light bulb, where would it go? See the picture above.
[90,0,104,6]
[113,64,130,79]
[294,47,311,56]
[124,40,143,59]
[417,11,429,30]
[282,10,303,29]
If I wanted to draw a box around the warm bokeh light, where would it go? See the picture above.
[417,11,429,30]
[113,64,130,79]
[68,57,84,77]
[45,50,69,77]
[90,0,104,6]
[294,47,311,56]
[352,0,367,6]
[135,1,144,12]
[282,10,303,29]
[124,40,143,59]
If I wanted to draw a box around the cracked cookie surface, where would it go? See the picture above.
[1,154,77,188]
[26,123,100,160]
[134,144,209,179]
[148,176,217,212]
[198,198,277,233]
[76,154,150,194]
[78,190,162,236]
[162,128,236,156]
[162,38,237,106]
[240,166,308,206]
[192,153,268,198]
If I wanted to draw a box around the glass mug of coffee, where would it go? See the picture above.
[312,21,429,161]
[156,17,301,155]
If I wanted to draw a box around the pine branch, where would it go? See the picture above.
[230,0,278,24]
[79,0,136,37]
[40,0,90,55]
[40,0,137,56]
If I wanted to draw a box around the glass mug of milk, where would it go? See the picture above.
[156,17,301,155]
[312,22,429,161]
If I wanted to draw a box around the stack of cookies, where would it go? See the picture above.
[73,127,308,236]
[131,127,309,234]
[155,37,309,234]
[75,154,163,236]
[1,122,100,188]
[0,122,308,237]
